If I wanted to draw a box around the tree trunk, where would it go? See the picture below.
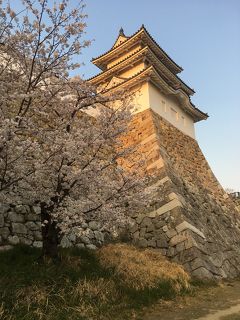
[40,203,60,262]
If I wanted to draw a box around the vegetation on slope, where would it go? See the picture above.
[0,244,190,320]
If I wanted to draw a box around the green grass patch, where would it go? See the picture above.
[0,244,191,320]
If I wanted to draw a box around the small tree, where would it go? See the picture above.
[0,0,153,259]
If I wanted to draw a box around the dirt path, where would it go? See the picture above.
[140,280,240,320]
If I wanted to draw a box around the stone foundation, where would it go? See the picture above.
[127,109,240,279]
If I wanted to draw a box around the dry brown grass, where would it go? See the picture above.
[98,243,190,292]
[16,285,51,308]
[71,278,119,304]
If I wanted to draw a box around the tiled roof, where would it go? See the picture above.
[89,46,194,96]
[92,25,183,74]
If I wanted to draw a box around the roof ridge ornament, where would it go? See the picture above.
[119,27,125,36]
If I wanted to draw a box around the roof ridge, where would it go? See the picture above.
[140,25,183,72]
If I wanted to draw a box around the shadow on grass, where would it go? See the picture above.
[0,245,191,320]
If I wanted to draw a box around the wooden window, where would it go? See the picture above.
[181,115,186,126]
[162,100,167,112]
[171,108,178,120]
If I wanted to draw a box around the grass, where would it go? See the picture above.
[0,244,191,320]
[98,244,190,292]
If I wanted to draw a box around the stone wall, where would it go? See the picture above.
[1,108,240,280]
[0,204,105,250]
[127,109,240,279]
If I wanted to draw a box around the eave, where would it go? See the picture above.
[89,46,194,96]
[92,25,183,74]
[100,66,208,122]
[149,68,208,122]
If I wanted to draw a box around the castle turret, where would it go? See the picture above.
[89,25,208,139]
[89,26,240,280]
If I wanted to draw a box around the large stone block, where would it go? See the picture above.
[76,243,85,249]
[25,221,39,231]
[60,235,72,248]
[26,213,39,221]
[166,229,177,239]
[147,239,156,247]
[12,223,27,234]
[33,241,43,248]
[135,214,145,224]
[139,227,146,238]
[169,234,187,246]
[15,205,29,215]
[86,244,97,250]
[144,232,153,240]
[8,235,20,245]
[89,221,99,231]
[176,221,205,239]
[8,212,25,223]
[33,231,42,241]
[80,235,91,244]
[154,220,166,229]
[68,232,76,242]
[141,217,153,228]
[0,227,10,239]
[156,235,168,248]
[129,223,138,234]
[146,223,154,232]
[191,267,214,279]
[94,231,104,242]
[138,238,148,248]
[32,206,41,215]
[0,204,10,214]
[19,236,32,246]
[176,242,185,253]
[132,231,139,241]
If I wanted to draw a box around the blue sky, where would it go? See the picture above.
[78,0,240,191]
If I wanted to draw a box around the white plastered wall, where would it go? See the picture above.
[131,82,196,139]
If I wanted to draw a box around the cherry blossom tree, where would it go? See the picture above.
[0,0,153,259]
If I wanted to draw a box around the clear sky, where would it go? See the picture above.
[77,0,240,191]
